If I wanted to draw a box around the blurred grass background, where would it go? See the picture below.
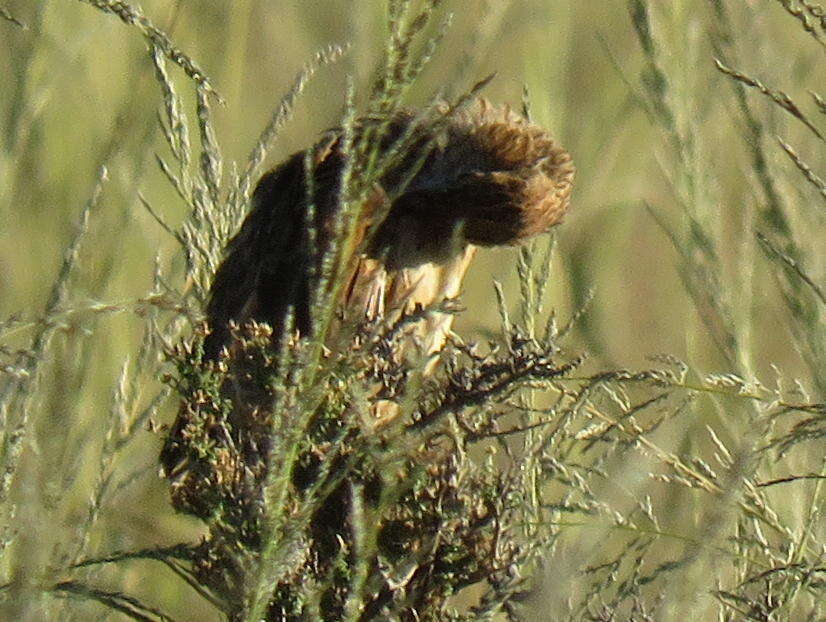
[1,0,825,619]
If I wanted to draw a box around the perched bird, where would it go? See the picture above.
[161,101,575,614]
[203,100,575,361]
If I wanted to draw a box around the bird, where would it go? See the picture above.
[203,99,575,363]
[160,101,575,613]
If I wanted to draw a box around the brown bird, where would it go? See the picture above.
[161,101,575,614]
[203,100,574,361]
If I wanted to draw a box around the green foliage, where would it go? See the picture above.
[0,0,825,621]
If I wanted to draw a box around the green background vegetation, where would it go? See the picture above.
[1,1,825,620]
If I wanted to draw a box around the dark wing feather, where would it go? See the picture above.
[203,135,348,359]
[203,153,310,359]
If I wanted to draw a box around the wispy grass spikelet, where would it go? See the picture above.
[714,58,825,141]
[0,165,108,505]
[78,0,222,100]
[235,44,350,206]
[776,137,826,204]
[775,0,826,46]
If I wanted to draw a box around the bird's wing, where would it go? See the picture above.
[203,153,308,359]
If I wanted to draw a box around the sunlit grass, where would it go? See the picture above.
[0,0,824,620]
